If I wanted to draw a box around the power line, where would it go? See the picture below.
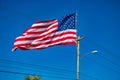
[84,55,120,74]
[80,72,98,80]
[0,59,98,79]
[82,44,120,74]
[0,58,75,73]
[1,16,27,27]
[0,64,75,77]
[0,6,36,21]
[83,43,120,68]
[97,54,120,68]
[85,38,120,60]
[0,70,75,80]
[0,64,98,79]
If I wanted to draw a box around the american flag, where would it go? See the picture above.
[12,13,76,51]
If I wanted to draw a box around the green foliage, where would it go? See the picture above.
[25,75,42,80]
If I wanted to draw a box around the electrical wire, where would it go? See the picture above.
[0,64,75,77]
[83,43,120,68]
[85,56,120,74]
[97,54,120,68]
[0,70,75,80]
[80,72,98,80]
[82,44,120,74]
[0,58,75,73]
[0,6,36,21]
[85,38,120,60]
[0,59,98,79]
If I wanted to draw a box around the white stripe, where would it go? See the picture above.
[16,27,57,39]
[14,34,76,45]
[14,41,31,45]
[16,29,76,39]
[22,22,58,36]
[31,34,76,44]
[55,29,76,35]
[27,22,58,32]
[12,47,17,51]
[27,28,47,32]
[31,20,57,27]
[28,39,76,49]
[16,25,58,39]
[32,29,76,41]
[15,30,76,43]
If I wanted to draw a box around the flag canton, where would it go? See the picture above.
[57,13,76,31]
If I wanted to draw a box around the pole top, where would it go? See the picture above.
[77,36,84,41]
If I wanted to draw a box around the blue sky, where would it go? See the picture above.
[0,0,120,80]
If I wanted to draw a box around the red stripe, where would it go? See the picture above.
[30,25,52,28]
[24,25,58,34]
[15,31,76,41]
[31,21,57,28]
[21,21,58,36]
[15,30,56,41]
[35,32,76,41]
[23,22,58,33]
[34,20,57,24]
[32,20,57,27]
[23,42,76,50]
[15,41,76,50]
[15,24,58,41]
[14,37,76,48]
